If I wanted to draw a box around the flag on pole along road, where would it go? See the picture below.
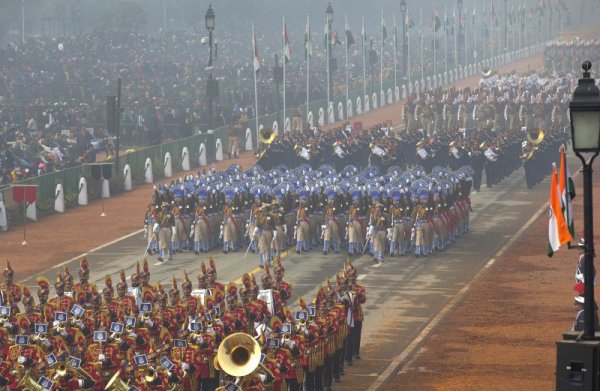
[252,26,260,74]
[381,13,388,45]
[393,14,398,50]
[558,145,576,236]
[345,18,355,48]
[284,21,292,63]
[548,164,572,257]
[304,18,312,59]
[430,6,441,33]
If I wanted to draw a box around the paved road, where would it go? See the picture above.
[17,159,573,390]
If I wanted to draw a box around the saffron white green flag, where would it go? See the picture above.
[548,164,572,257]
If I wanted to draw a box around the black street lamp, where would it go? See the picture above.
[556,61,600,391]
[570,62,600,339]
[205,4,218,162]
[401,0,408,82]
[326,2,334,103]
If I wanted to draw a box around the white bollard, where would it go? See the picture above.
[318,107,325,126]
[199,143,207,167]
[273,121,279,136]
[372,93,378,109]
[328,102,335,124]
[102,179,110,198]
[402,85,407,99]
[380,91,385,107]
[395,86,400,102]
[364,95,370,112]
[347,99,353,119]
[356,97,362,115]
[414,81,419,95]
[387,88,393,105]
[123,164,132,191]
[54,184,65,213]
[427,77,432,90]
[78,177,88,206]
[308,111,314,127]
[181,147,190,171]
[215,138,223,161]
[26,202,37,221]
[144,158,153,183]
[0,200,7,232]
[284,117,291,132]
[408,82,413,95]
[337,102,344,121]
[245,128,253,151]
[164,152,173,178]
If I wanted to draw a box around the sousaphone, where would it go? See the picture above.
[481,68,493,78]
[258,128,276,144]
[527,129,544,145]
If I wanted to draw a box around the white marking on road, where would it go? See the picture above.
[366,191,551,391]
[357,274,367,281]
[17,229,144,284]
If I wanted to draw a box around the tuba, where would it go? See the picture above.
[258,128,276,145]
[215,332,266,377]
[17,372,45,391]
[527,129,544,145]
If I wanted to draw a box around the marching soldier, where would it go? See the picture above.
[155,202,175,262]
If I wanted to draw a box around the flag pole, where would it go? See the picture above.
[283,16,286,131]
[253,23,259,144]
[444,5,448,77]
[407,11,411,85]
[306,14,310,122]
[420,9,424,84]
[345,13,349,118]
[433,3,437,83]
[454,4,458,74]
[380,11,384,106]
[326,19,331,111]
[22,186,27,245]
[393,13,397,99]
[362,16,366,106]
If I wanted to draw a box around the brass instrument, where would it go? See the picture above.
[214,332,275,391]
[527,129,544,145]
[17,371,45,391]
[479,141,487,150]
[520,142,538,162]
[125,324,135,334]
[215,333,262,377]
[104,369,129,391]
[54,362,68,379]
[258,128,276,145]
[144,367,157,383]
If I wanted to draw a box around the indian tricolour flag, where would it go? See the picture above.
[558,145,575,236]
[548,163,572,257]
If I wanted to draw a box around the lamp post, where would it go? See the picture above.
[205,4,218,163]
[570,61,600,338]
[273,54,283,116]
[401,0,408,82]
[326,2,334,105]
[556,61,600,391]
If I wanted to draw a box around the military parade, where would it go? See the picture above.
[0,256,365,391]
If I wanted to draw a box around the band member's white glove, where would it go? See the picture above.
[17,356,26,364]
[219,225,224,239]
[189,227,195,238]
[98,353,106,362]
[143,227,148,238]
[182,362,190,371]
